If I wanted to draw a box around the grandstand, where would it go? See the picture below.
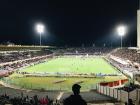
[0,45,140,105]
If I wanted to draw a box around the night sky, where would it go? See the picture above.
[0,0,139,47]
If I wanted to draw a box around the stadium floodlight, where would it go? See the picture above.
[117,25,127,49]
[36,23,45,46]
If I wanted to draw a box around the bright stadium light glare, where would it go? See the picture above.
[117,26,126,36]
[116,25,127,49]
[35,23,45,46]
[36,24,44,33]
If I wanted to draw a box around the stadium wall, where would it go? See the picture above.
[96,84,138,103]
[137,10,140,48]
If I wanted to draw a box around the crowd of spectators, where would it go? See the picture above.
[0,93,61,105]
[55,47,114,55]
[108,57,139,75]
[111,48,140,63]
[0,50,53,77]
[118,83,140,92]
[0,50,52,63]
[110,48,140,83]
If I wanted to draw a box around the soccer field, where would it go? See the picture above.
[3,56,127,91]
[21,56,119,74]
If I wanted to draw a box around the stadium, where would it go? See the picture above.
[1,47,127,91]
[0,0,140,105]
[0,45,139,104]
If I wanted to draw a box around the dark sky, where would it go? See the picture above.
[0,0,139,47]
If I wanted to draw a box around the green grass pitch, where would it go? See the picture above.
[21,56,119,74]
[4,56,127,91]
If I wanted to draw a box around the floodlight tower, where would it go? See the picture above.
[36,24,44,46]
[117,25,127,49]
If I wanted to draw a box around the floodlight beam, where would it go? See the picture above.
[117,25,127,49]
[36,23,45,46]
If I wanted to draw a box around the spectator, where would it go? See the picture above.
[125,99,134,105]
[63,84,87,105]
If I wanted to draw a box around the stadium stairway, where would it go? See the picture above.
[109,48,119,55]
